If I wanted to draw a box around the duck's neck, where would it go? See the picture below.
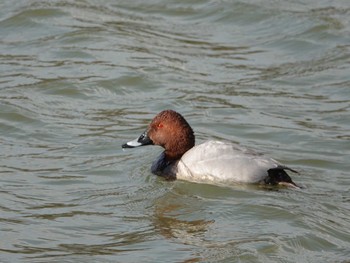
[164,141,194,162]
[164,127,195,161]
[164,150,185,162]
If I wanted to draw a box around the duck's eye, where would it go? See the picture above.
[157,123,164,128]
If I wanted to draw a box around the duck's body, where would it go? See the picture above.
[151,140,297,187]
[122,110,299,188]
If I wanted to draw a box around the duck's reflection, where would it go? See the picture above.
[151,186,214,244]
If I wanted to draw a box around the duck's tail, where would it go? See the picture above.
[265,167,301,189]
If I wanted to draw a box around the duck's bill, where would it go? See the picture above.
[122,131,153,148]
[122,138,143,148]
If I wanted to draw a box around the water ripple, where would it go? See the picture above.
[1,0,350,262]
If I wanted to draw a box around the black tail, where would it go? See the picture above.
[265,167,300,188]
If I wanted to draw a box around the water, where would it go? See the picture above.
[0,0,349,262]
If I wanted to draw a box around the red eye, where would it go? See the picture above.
[157,123,163,128]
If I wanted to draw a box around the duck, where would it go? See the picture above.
[122,110,299,188]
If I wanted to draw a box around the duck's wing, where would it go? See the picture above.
[177,141,285,184]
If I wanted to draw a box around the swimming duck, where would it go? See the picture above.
[122,110,299,188]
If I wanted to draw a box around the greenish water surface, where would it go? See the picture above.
[0,0,349,262]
